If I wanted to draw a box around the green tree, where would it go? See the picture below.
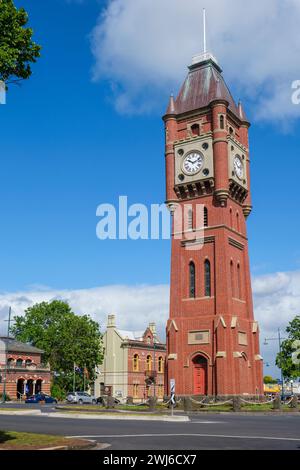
[276,316,300,380]
[11,301,104,396]
[263,375,278,384]
[0,0,41,85]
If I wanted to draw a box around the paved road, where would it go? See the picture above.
[0,413,300,450]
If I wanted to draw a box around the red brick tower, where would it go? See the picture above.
[164,51,263,397]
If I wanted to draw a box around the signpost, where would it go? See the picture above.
[170,379,176,417]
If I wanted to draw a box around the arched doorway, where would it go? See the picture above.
[192,355,208,395]
[26,379,34,397]
[17,379,25,399]
[35,379,42,394]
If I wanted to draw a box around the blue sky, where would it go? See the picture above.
[1,0,300,377]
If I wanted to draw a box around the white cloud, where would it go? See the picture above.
[0,284,169,341]
[91,0,300,121]
[1,270,299,378]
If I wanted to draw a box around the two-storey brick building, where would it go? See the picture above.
[95,315,166,402]
[0,337,51,399]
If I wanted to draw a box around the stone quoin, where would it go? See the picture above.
[164,51,263,397]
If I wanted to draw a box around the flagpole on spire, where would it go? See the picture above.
[203,8,207,54]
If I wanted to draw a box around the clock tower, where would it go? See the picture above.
[164,51,263,396]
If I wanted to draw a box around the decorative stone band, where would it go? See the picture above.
[228,237,245,251]
[213,137,228,145]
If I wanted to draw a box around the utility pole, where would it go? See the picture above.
[264,328,286,401]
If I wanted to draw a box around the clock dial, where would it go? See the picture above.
[233,155,244,180]
[182,152,204,176]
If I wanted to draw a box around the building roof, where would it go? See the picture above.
[116,329,145,341]
[0,337,44,354]
[170,57,240,119]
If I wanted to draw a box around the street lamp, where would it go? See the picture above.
[290,380,294,396]
[264,328,286,401]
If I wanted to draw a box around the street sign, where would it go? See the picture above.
[170,379,176,405]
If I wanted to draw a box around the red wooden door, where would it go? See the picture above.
[194,364,207,395]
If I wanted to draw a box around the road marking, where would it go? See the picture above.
[67,433,300,442]
[190,421,226,424]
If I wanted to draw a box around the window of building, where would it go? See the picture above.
[220,115,225,129]
[237,263,242,299]
[146,355,152,371]
[188,208,193,230]
[25,359,32,367]
[230,208,233,228]
[133,354,139,372]
[191,123,200,136]
[133,384,139,398]
[204,207,208,227]
[204,260,211,297]
[7,358,14,368]
[16,359,23,367]
[158,356,164,373]
[236,212,240,232]
[230,260,235,298]
[189,262,196,298]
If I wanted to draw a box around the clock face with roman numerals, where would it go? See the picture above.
[182,152,204,175]
[233,155,244,180]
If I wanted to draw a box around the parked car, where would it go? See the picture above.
[66,391,97,405]
[25,393,58,404]
[96,396,120,406]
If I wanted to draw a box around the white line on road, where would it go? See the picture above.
[190,421,226,424]
[66,433,300,442]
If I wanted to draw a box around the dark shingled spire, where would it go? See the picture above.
[174,57,240,118]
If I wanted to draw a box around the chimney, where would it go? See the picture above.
[107,314,116,328]
[149,322,156,335]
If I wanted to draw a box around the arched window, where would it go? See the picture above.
[230,208,233,228]
[204,260,211,297]
[25,359,32,367]
[236,212,240,232]
[133,354,139,372]
[133,384,139,398]
[204,207,208,227]
[237,263,242,299]
[7,358,14,368]
[16,358,23,368]
[146,355,152,371]
[158,356,164,373]
[191,123,200,136]
[189,262,196,298]
[230,260,235,298]
[220,115,225,129]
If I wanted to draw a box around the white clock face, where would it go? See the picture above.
[233,155,244,180]
[182,152,204,175]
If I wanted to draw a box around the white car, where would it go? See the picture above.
[66,391,97,405]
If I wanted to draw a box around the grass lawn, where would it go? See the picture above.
[0,431,91,450]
